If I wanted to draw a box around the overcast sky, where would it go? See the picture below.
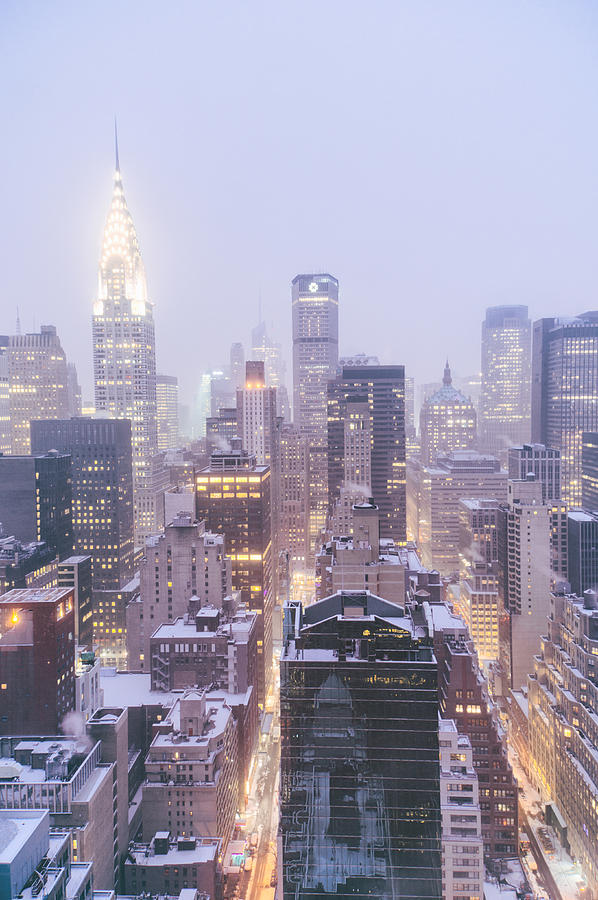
[2,0,597,405]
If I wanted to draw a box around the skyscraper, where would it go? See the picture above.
[251,319,290,419]
[507,442,561,502]
[532,312,598,505]
[280,591,442,899]
[479,305,531,454]
[92,133,158,538]
[156,374,179,450]
[419,361,477,465]
[328,364,406,542]
[7,326,70,454]
[292,273,339,555]
[0,337,10,454]
[30,418,134,591]
[278,424,309,579]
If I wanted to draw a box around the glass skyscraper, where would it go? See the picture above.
[280,591,442,900]
[532,312,598,506]
[479,305,531,454]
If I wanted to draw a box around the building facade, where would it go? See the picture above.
[567,510,598,596]
[292,274,339,555]
[479,305,531,454]
[6,326,70,454]
[582,432,598,510]
[92,144,158,539]
[0,452,73,561]
[31,417,135,591]
[507,443,561,502]
[532,312,598,506]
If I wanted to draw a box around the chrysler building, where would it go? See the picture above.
[92,129,158,539]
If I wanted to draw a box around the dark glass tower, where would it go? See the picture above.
[582,432,598,511]
[0,452,73,560]
[328,364,406,542]
[280,591,442,900]
[30,418,134,592]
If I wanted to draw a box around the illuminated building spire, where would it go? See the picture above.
[443,359,452,386]
[114,117,120,172]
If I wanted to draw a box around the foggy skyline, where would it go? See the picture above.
[2,0,598,404]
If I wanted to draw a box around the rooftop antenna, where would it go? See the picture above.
[15,307,21,335]
[114,117,120,172]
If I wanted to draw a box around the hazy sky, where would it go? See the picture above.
[2,0,597,405]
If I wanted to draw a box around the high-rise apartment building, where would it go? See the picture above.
[0,587,75,734]
[527,588,598,897]
[196,449,272,707]
[419,361,476,466]
[328,364,406,542]
[156,374,179,451]
[408,451,507,574]
[439,719,484,900]
[292,273,339,554]
[130,514,232,671]
[582,432,598,510]
[281,591,443,899]
[0,452,73,560]
[31,418,135,591]
[7,326,70,454]
[278,424,309,578]
[237,361,279,473]
[532,312,598,505]
[479,305,531,454]
[92,140,158,539]
[503,477,552,691]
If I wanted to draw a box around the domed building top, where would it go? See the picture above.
[426,361,471,407]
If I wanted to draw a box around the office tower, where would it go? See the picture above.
[0,536,58,595]
[508,442,561,501]
[30,418,134,590]
[0,587,75,734]
[66,362,82,417]
[0,336,11,453]
[419,361,476,466]
[434,630,518,858]
[328,398,372,535]
[439,719,484,900]
[237,361,279,471]
[196,449,272,707]
[130,514,232,671]
[92,139,158,539]
[206,406,238,451]
[142,690,239,846]
[328,363,406,542]
[96,574,139,668]
[210,368,235,416]
[230,341,245,390]
[479,305,531,454]
[7,326,70,454]
[279,423,309,579]
[567,510,598,595]
[58,555,93,647]
[582,432,598,510]
[405,375,415,435]
[316,502,407,605]
[528,589,598,897]
[502,477,552,691]
[408,451,507,573]
[280,590,442,899]
[532,311,598,505]
[292,273,339,554]
[457,498,507,663]
[163,482,195,524]
[0,452,73,560]
[156,374,179,450]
